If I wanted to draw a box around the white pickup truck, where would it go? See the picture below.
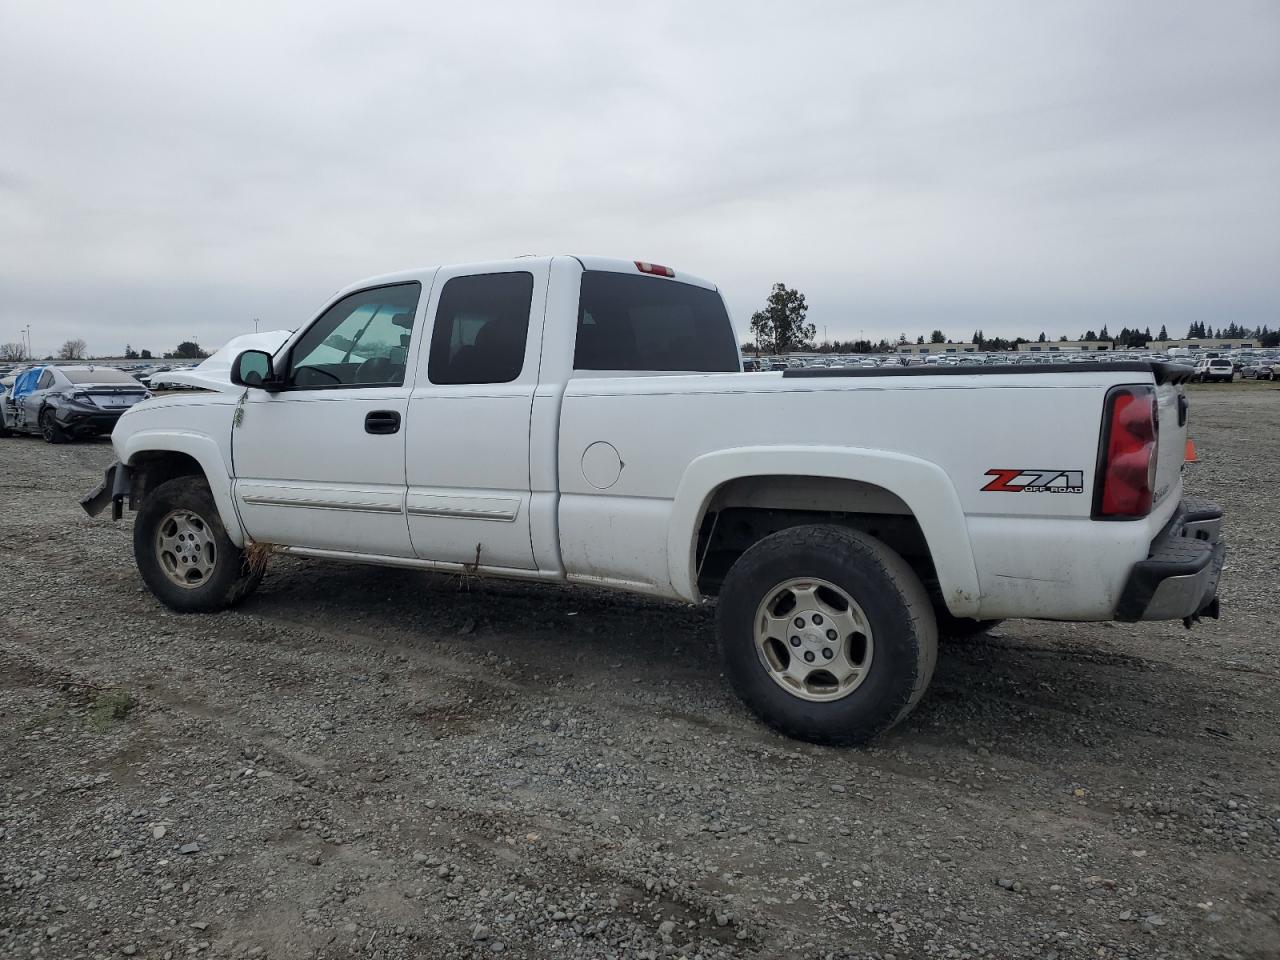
[83,256,1225,744]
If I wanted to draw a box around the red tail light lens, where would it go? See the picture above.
[1093,386,1158,519]
[635,261,675,278]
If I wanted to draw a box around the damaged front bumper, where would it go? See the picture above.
[81,461,132,520]
[1114,497,1225,626]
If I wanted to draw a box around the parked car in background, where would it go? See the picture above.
[1,365,149,442]
[1241,361,1271,380]
[1192,358,1234,383]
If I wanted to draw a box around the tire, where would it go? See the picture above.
[935,608,1004,639]
[39,408,69,444]
[133,476,265,612]
[716,524,938,745]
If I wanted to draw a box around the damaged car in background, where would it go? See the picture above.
[1,365,150,442]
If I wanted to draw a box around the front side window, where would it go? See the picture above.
[427,272,533,385]
[287,283,421,388]
[574,271,740,372]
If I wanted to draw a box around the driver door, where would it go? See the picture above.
[232,280,428,557]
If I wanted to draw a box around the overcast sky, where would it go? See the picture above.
[2,0,1278,355]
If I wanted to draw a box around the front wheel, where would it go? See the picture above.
[717,525,938,745]
[133,476,266,612]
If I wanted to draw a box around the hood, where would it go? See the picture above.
[160,331,292,393]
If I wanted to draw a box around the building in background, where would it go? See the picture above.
[1155,338,1257,351]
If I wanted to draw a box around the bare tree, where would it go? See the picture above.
[58,338,88,360]
[0,341,27,361]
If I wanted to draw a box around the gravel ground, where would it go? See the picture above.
[2,383,1278,960]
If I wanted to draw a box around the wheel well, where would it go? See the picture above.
[126,451,207,507]
[694,475,938,599]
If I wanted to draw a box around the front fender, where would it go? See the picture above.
[116,429,246,547]
[666,445,982,616]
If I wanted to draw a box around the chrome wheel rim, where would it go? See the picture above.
[753,578,874,702]
[154,509,218,589]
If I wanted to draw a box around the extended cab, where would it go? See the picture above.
[83,256,1225,744]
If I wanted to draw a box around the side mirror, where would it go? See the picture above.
[230,350,276,390]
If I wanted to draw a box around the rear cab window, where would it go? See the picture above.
[574,271,740,373]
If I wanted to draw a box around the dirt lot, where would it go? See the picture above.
[2,383,1278,960]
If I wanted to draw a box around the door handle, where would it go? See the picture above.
[364,410,401,435]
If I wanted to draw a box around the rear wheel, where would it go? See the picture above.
[133,476,265,612]
[717,524,937,745]
[39,408,68,444]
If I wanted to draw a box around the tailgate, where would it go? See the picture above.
[1152,380,1188,512]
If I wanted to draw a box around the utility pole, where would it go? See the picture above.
[254,317,260,334]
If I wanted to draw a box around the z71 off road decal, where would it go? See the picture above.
[982,469,1084,494]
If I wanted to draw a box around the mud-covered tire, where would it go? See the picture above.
[39,408,68,444]
[133,476,265,612]
[935,609,1004,640]
[717,524,938,746]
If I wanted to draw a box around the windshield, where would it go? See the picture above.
[63,368,144,385]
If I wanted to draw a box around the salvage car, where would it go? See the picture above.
[83,256,1225,745]
[1,365,149,442]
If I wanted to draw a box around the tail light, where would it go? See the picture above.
[1093,385,1158,519]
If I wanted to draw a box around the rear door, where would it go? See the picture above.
[24,368,56,428]
[232,281,426,557]
[404,262,548,569]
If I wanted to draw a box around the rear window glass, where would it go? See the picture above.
[574,271,740,372]
[64,369,144,385]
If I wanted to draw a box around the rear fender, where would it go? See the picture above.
[667,446,982,615]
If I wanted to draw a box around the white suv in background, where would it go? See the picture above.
[1193,358,1234,383]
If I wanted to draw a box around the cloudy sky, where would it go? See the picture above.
[2,0,1277,356]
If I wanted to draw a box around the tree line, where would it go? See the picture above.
[0,340,211,362]
[744,283,1280,353]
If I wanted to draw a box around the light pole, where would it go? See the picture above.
[253,317,260,334]
[25,324,32,359]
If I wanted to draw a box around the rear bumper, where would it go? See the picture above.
[55,407,125,434]
[1114,498,1224,624]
